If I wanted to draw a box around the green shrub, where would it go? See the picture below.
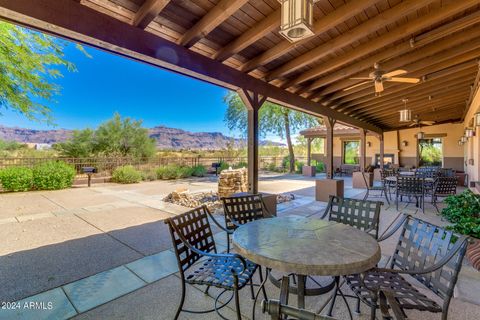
[295,161,304,174]
[191,165,206,177]
[141,169,158,181]
[156,165,179,180]
[441,189,480,238]
[267,162,277,172]
[112,165,142,184]
[314,161,325,172]
[219,161,230,172]
[0,166,33,191]
[33,161,76,190]
[176,166,194,179]
[234,161,248,169]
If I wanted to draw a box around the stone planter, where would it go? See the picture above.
[315,179,344,202]
[466,238,480,271]
[352,171,373,189]
[302,165,316,177]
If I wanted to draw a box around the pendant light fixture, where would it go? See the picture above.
[465,127,475,138]
[417,131,425,139]
[278,0,320,42]
[475,112,480,127]
[399,98,412,122]
[461,136,468,143]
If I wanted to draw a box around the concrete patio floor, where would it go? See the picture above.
[0,173,479,319]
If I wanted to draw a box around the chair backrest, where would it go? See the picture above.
[222,194,264,231]
[434,177,457,196]
[390,216,468,301]
[396,176,424,195]
[164,206,216,272]
[438,168,456,177]
[380,169,396,180]
[325,196,381,239]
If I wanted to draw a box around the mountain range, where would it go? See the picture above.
[0,125,284,150]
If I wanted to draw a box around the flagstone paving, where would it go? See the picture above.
[0,174,479,319]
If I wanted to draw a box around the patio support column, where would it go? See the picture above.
[324,116,336,179]
[360,129,367,172]
[307,137,312,166]
[239,89,266,194]
[379,134,385,170]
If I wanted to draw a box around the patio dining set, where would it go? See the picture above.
[163,192,469,320]
[363,166,458,213]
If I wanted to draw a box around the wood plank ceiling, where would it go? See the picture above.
[79,0,480,131]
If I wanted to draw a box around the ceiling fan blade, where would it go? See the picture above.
[409,123,417,127]
[386,77,420,83]
[374,80,384,93]
[349,77,372,80]
[383,69,407,77]
[343,81,371,91]
[420,121,435,126]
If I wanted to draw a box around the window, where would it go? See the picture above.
[343,140,360,164]
[418,138,442,167]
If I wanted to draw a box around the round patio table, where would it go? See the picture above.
[232,216,381,310]
[398,171,416,176]
[385,176,434,182]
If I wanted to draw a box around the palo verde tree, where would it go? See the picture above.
[0,21,88,122]
[224,92,320,172]
[55,114,156,159]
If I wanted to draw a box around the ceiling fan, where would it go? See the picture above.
[409,115,435,127]
[343,63,420,95]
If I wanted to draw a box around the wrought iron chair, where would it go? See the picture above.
[395,176,425,213]
[222,193,268,253]
[345,214,469,320]
[380,169,397,200]
[438,168,456,178]
[165,205,258,320]
[262,276,337,320]
[362,171,390,204]
[222,194,269,299]
[322,195,382,239]
[427,176,458,213]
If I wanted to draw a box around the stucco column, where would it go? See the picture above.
[360,129,367,171]
[307,137,312,166]
[379,133,385,170]
[324,116,336,179]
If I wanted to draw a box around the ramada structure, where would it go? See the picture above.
[1,0,480,191]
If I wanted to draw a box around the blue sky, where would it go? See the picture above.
[1,42,241,136]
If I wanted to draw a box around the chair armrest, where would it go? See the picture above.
[203,205,234,235]
[373,236,468,276]
[377,213,409,242]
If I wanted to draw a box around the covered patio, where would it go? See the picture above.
[1,0,480,319]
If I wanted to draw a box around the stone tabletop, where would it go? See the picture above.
[232,216,380,276]
[385,176,434,182]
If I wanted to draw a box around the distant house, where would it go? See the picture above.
[35,143,52,150]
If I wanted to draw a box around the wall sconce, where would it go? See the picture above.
[416,131,425,139]
[401,140,408,147]
[475,112,480,127]
[458,140,464,146]
[461,136,468,143]
[366,141,371,147]
[465,127,475,138]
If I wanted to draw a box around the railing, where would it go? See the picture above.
[0,156,310,177]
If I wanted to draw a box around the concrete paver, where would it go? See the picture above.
[125,250,179,283]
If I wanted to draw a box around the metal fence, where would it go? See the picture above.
[0,155,309,177]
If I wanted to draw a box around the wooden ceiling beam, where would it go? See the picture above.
[240,0,380,73]
[331,47,480,107]
[287,0,479,88]
[311,26,480,98]
[178,0,249,48]
[0,0,382,134]
[351,83,473,120]
[343,69,477,114]
[307,10,480,95]
[265,0,432,82]
[132,0,170,29]
[213,9,280,62]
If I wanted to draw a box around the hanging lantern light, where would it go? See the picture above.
[475,112,480,127]
[416,131,425,139]
[465,127,475,138]
[399,98,411,122]
[278,0,320,42]
[458,139,464,146]
[461,136,468,143]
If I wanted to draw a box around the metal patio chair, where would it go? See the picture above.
[262,276,337,320]
[395,176,425,213]
[427,176,458,213]
[362,170,390,204]
[165,205,258,320]
[438,168,456,177]
[345,214,469,320]
[322,195,382,239]
[380,169,397,200]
